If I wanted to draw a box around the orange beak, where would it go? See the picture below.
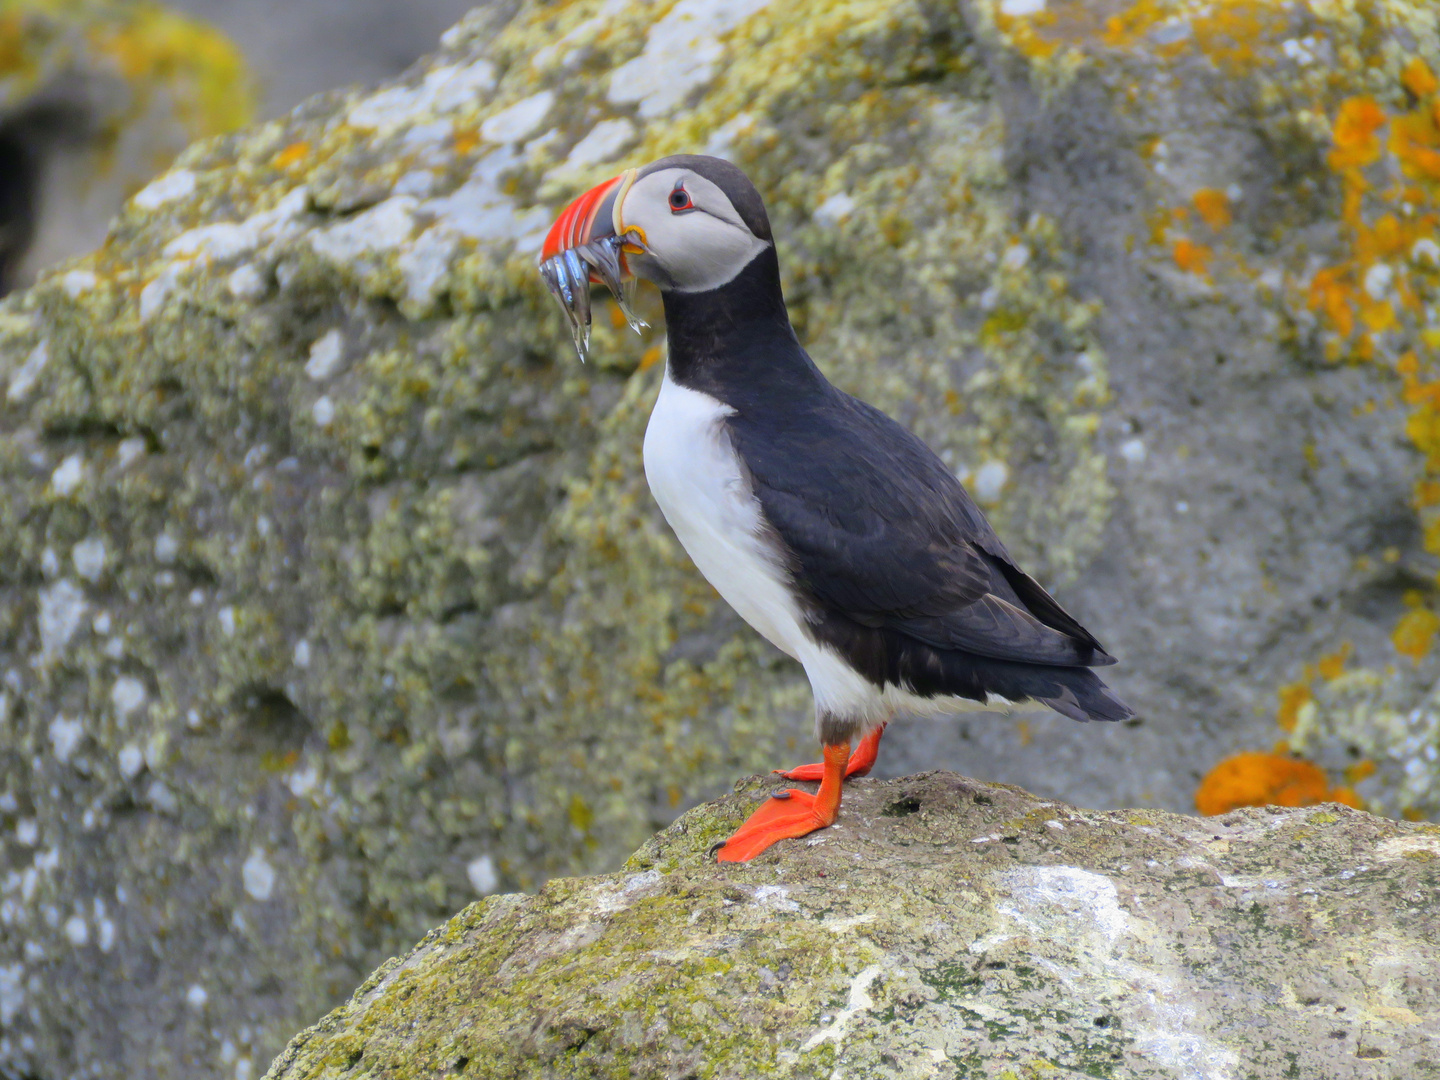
[537,169,646,362]
[540,173,625,269]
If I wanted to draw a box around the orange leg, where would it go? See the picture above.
[715,742,850,862]
[776,722,887,782]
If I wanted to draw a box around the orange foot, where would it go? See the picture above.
[715,742,849,862]
[776,723,887,782]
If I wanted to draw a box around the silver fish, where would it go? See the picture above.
[539,233,649,363]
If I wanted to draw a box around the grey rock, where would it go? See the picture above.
[263,773,1440,1080]
[163,0,493,118]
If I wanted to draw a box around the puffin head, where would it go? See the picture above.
[538,154,772,359]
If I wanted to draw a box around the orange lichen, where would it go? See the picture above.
[452,126,481,157]
[1172,238,1211,275]
[1328,96,1387,170]
[1276,683,1311,733]
[1345,759,1377,784]
[1195,753,1355,816]
[1315,643,1352,681]
[1403,57,1439,100]
[272,141,309,170]
[1192,188,1231,230]
[1391,604,1439,662]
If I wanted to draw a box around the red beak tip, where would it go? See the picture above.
[541,174,622,263]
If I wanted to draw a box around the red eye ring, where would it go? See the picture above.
[668,185,693,212]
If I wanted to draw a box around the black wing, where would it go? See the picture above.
[727,387,1114,668]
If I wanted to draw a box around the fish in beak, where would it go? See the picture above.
[538,169,648,361]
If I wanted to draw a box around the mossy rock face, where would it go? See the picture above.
[264,773,1440,1080]
[2,0,1440,1077]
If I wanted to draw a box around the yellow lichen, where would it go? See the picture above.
[0,0,253,142]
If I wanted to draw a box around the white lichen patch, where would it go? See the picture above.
[813,192,856,226]
[607,0,773,119]
[50,454,84,496]
[0,964,23,1025]
[227,264,266,300]
[396,226,460,311]
[304,330,345,381]
[750,884,800,911]
[154,532,179,563]
[346,60,497,132]
[116,437,146,469]
[564,118,639,170]
[140,264,184,322]
[48,715,84,763]
[117,744,145,780]
[111,677,148,720]
[479,90,555,144]
[6,339,48,403]
[71,537,106,582]
[37,579,87,665]
[132,169,197,210]
[800,963,884,1051]
[971,460,1009,503]
[423,147,549,246]
[60,270,97,298]
[164,188,308,266]
[309,196,417,266]
[242,849,276,902]
[286,766,319,798]
[466,855,498,896]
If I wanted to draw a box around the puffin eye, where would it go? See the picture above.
[668,185,693,212]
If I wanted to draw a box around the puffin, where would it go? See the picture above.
[538,155,1132,862]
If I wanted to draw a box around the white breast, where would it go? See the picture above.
[643,372,802,656]
[642,369,890,725]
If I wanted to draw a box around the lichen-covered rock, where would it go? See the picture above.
[0,0,253,290]
[3,0,1440,1077]
[262,773,1440,1080]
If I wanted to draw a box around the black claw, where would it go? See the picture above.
[770,790,793,800]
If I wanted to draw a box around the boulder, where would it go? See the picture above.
[263,773,1440,1080]
[3,0,1440,1077]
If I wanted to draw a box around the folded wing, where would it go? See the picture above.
[728,388,1114,669]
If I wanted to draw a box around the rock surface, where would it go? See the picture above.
[3,0,1440,1077]
[263,772,1440,1080]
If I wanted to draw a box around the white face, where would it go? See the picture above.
[617,167,770,293]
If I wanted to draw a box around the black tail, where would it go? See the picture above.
[907,643,1135,723]
[811,613,1135,723]
[1029,667,1133,723]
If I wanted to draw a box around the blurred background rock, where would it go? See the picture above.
[164,0,482,117]
[0,0,479,297]
[0,0,251,293]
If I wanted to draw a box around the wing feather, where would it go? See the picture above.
[727,388,1112,668]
